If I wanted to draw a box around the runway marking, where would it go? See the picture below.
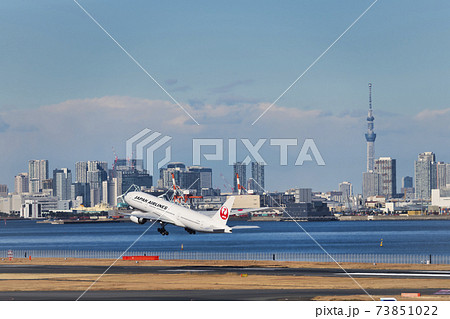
[160,269,212,272]
[342,272,450,278]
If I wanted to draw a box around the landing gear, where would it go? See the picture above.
[185,228,196,234]
[157,222,169,236]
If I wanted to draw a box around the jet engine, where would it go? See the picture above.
[130,214,147,225]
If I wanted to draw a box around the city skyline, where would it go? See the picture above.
[1,1,450,192]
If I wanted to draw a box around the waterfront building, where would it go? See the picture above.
[363,171,381,198]
[339,182,352,199]
[71,182,90,207]
[75,161,88,183]
[53,168,72,200]
[21,200,42,219]
[401,176,414,199]
[286,188,312,203]
[415,152,437,200]
[374,157,396,198]
[102,178,119,207]
[431,188,450,208]
[15,173,29,194]
[437,162,447,189]
[0,184,7,197]
[445,164,450,187]
[28,159,48,193]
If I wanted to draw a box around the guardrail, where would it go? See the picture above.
[1,249,448,264]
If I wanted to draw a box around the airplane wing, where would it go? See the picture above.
[231,225,260,230]
[231,207,277,215]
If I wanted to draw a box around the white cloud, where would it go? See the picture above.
[415,108,450,120]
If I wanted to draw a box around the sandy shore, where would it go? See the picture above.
[1,258,450,301]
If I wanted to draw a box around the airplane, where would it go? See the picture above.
[122,190,257,236]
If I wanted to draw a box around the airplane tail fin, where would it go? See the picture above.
[212,196,235,225]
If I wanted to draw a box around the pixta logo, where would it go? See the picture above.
[126,129,172,176]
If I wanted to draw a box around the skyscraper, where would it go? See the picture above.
[187,166,212,190]
[0,184,8,197]
[75,161,88,183]
[15,173,29,194]
[365,83,376,172]
[374,157,396,198]
[339,182,353,199]
[414,152,437,200]
[53,168,72,200]
[402,176,413,189]
[251,162,265,192]
[28,159,48,193]
[233,162,247,193]
[363,172,380,198]
[436,162,447,189]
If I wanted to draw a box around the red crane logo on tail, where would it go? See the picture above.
[219,207,229,220]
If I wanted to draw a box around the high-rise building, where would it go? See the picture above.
[233,162,247,193]
[158,163,212,194]
[77,161,108,203]
[339,182,352,199]
[28,159,48,193]
[15,173,29,194]
[446,164,450,187]
[102,178,119,206]
[158,162,186,189]
[251,162,265,193]
[437,162,447,189]
[401,176,414,199]
[42,179,53,192]
[363,171,380,198]
[414,152,437,200]
[53,168,72,200]
[365,83,376,172]
[187,166,212,190]
[402,176,413,189]
[117,169,152,194]
[0,184,8,197]
[72,182,90,206]
[180,170,201,193]
[374,157,396,198]
[75,161,88,183]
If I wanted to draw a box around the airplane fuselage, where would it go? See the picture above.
[124,191,232,233]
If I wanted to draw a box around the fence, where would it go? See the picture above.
[1,249,450,264]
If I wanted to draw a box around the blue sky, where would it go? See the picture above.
[1,1,450,193]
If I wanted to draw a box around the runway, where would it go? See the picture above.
[0,288,444,301]
[1,264,450,300]
[2,264,450,279]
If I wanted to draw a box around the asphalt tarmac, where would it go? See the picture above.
[2,264,450,279]
[0,288,444,301]
[1,264,449,300]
